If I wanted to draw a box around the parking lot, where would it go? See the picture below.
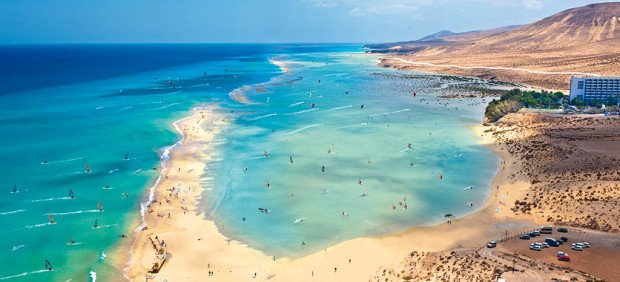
[497,228,620,281]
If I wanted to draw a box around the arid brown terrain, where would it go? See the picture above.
[369,3,620,90]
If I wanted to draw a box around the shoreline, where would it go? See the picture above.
[120,57,542,281]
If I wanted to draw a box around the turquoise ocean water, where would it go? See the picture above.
[0,44,498,281]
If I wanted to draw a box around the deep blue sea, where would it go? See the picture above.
[0,44,498,281]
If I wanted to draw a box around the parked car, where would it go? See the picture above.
[487,240,497,248]
[560,236,568,242]
[582,242,590,248]
[532,230,541,237]
[545,238,560,247]
[558,254,571,262]
[530,243,543,251]
[555,239,564,245]
[557,227,568,233]
[571,243,584,251]
[541,242,549,248]
[520,234,531,240]
[540,226,553,234]
[556,251,566,257]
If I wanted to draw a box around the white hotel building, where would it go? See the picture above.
[569,76,620,105]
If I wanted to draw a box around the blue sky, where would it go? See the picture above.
[0,0,615,43]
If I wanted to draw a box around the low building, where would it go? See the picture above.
[569,76,620,105]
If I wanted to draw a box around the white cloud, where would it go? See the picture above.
[523,0,543,10]
[312,0,340,8]
[306,0,544,17]
[348,2,420,17]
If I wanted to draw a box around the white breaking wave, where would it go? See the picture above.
[42,157,84,165]
[281,124,324,136]
[285,108,319,115]
[326,105,353,111]
[115,106,134,113]
[368,108,411,117]
[0,209,25,215]
[289,101,305,107]
[338,122,368,129]
[148,102,182,111]
[0,269,50,280]
[30,197,71,203]
[48,209,100,216]
[92,224,117,230]
[247,113,278,121]
[25,222,55,229]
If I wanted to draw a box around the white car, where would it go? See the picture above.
[571,243,584,251]
[541,242,549,248]
[582,242,590,248]
[530,243,543,251]
[556,251,566,257]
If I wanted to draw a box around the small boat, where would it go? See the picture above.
[258,208,270,214]
[97,201,103,212]
[69,189,75,199]
[85,163,91,173]
[48,214,55,224]
[294,218,306,224]
[45,259,53,271]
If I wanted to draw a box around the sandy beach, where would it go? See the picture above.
[121,104,531,281]
[122,102,620,281]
